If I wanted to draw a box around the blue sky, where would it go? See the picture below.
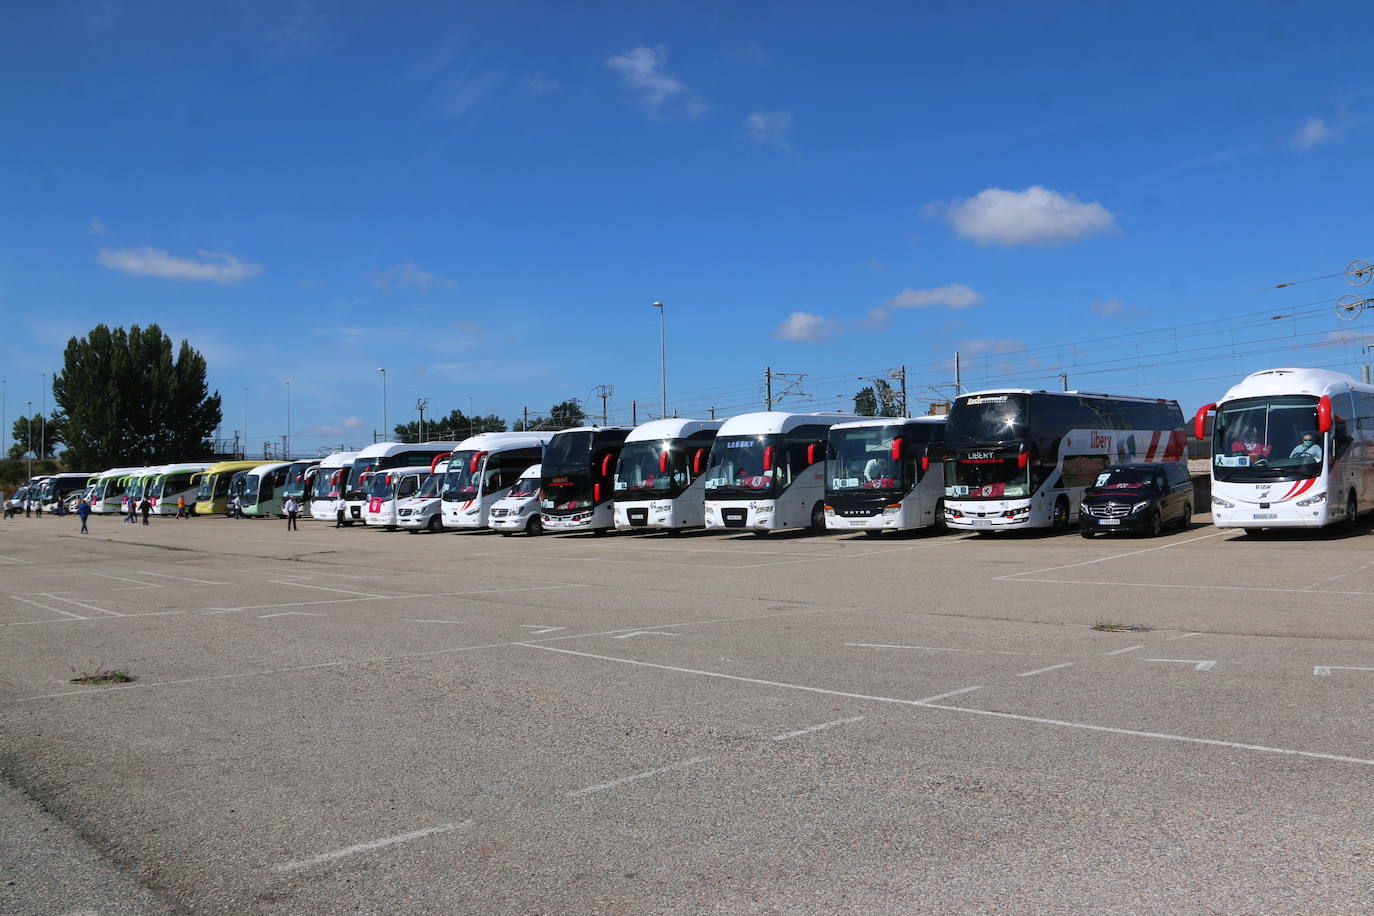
[3,1,1373,456]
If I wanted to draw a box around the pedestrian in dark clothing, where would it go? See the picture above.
[284,496,299,531]
[77,498,91,534]
[140,497,152,525]
[124,499,136,524]
[34,498,42,518]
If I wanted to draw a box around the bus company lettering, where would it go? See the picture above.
[966,395,1008,405]
[1090,431,1111,450]
[966,451,996,460]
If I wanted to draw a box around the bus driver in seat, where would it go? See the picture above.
[1290,433,1322,462]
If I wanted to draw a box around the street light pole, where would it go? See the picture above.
[652,301,666,418]
[285,381,291,458]
[24,400,32,480]
[378,368,388,439]
[40,373,46,460]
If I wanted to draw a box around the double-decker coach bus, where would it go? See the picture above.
[309,451,357,522]
[943,389,1185,532]
[540,426,633,533]
[824,417,947,534]
[193,460,263,515]
[703,412,863,534]
[613,418,722,531]
[1195,367,1374,531]
[343,441,463,523]
[442,432,553,530]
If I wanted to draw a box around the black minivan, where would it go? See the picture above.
[1078,462,1193,537]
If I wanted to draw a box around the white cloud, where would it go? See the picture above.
[862,284,983,328]
[774,311,839,342]
[944,186,1118,247]
[1291,117,1332,150]
[745,110,792,146]
[343,416,368,429]
[375,261,449,292]
[525,74,560,94]
[605,45,705,117]
[96,246,262,283]
[960,337,1025,356]
[88,217,109,236]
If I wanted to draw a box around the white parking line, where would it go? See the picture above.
[92,573,162,589]
[1010,576,1374,596]
[567,757,713,797]
[1105,645,1145,656]
[405,618,469,624]
[269,580,392,599]
[272,820,473,873]
[0,554,26,563]
[39,593,125,617]
[1018,662,1074,677]
[1313,666,1374,677]
[917,686,983,704]
[519,644,1374,768]
[996,532,1225,579]
[258,612,328,619]
[11,595,86,620]
[136,571,227,585]
[1146,658,1216,671]
[1167,632,1202,640]
[845,643,965,653]
[772,716,866,741]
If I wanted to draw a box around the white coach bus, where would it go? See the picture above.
[823,417,947,534]
[1195,367,1374,530]
[309,451,358,522]
[613,418,723,531]
[540,426,634,533]
[442,432,552,530]
[703,411,863,534]
[147,463,210,515]
[343,441,463,524]
[942,389,1185,532]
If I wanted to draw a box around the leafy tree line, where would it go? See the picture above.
[8,413,65,459]
[392,399,590,441]
[853,379,903,417]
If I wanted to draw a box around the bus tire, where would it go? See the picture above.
[1051,497,1069,531]
[526,516,543,536]
[1346,492,1358,529]
[427,515,443,533]
[809,503,826,531]
[1179,503,1192,530]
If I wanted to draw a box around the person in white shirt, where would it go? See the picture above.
[1289,433,1323,462]
[284,496,300,531]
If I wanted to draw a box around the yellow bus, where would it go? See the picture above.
[192,460,264,516]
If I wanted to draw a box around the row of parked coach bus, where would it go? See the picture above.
[12,368,1374,537]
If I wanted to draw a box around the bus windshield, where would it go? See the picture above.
[946,449,1032,499]
[345,461,375,499]
[442,451,482,501]
[828,428,905,493]
[241,475,262,505]
[704,435,783,498]
[283,464,311,499]
[509,477,539,499]
[1212,396,1323,482]
[368,473,396,499]
[615,440,691,499]
[312,468,342,500]
[946,393,1029,443]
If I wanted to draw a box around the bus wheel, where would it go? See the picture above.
[427,515,443,533]
[1051,498,1069,531]
[1346,492,1358,529]
[810,503,826,531]
[526,515,543,536]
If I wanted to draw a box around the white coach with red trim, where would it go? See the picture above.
[441,432,553,529]
[942,389,1186,531]
[1195,367,1374,530]
[309,451,358,522]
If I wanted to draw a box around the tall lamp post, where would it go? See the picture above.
[285,381,291,458]
[377,368,388,440]
[652,301,666,419]
[23,400,32,480]
[40,372,46,461]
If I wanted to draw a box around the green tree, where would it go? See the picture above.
[393,408,506,442]
[854,380,903,417]
[8,412,65,459]
[549,399,587,428]
[853,387,877,417]
[53,324,223,468]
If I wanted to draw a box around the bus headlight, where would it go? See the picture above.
[1296,492,1327,507]
[1211,496,1235,509]
[824,504,835,517]
[883,504,901,516]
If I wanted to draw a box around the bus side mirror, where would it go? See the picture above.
[1193,403,1215,440]
[692,448,705,474]
[891,438,903,462]
[1318,395,1333,433]
[806,443,818,466]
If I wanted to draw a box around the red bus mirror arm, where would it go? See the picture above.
[1318,396,1333,433]
[1193,403,1216,440]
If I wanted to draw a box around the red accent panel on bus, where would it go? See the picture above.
[1017,451,1029,468]
[891,438,902,461]
[593,483,602,502]
[659,451,669,473]
[763,446,775,472]
[430,453,446,474]
[1193,403,1215,440]
[692,448,705,474]
[921,455,929,472]
[601,453,613,476]
[471,451,487,473]
[1318,396,1333,433]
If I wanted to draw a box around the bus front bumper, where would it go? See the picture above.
[1212,501,1330,528]
[615,500,688,530]
[943,500,1033,530]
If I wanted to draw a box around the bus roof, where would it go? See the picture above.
[828,416,947,432]
[958,388,1178,405]
[716,411,865,436]
[317,451,358,469]
[1218,367,1374,403]
[200,459,268,475]
[247,461,292,475]
[154,463,212,475]
[352,441,465,460]
[45,471,95,481]
[625,418,724,442]
[452,431,555,452]
[519,463,541,478]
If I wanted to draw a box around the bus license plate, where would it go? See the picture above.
[1099,518,1120,526]
[1253,513,1277,520]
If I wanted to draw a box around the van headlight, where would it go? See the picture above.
[1296,492,1326,507]
[1212,496,1234,509]
[1131,501,1149,513]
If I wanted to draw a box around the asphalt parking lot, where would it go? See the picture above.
[3,511,1374,914]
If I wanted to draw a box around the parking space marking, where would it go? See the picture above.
[405,618,468,624]
[1105,645,1145,656]
[771,716,866,741]
[272,820,474,873]
[612,630,682,639]
[1167,632,1202,640]
[518,643,1374,769]
[1300,559,1374,590]
[567,756,713,797]
[0,554,26,563]
[1147,658,1216,671]
[136,571,227,585]
[996,532,1226,580]
[1007,577,1374,597]
[92,573,162,589]
[39,593,125,617]
[1018,663,1074,677]
[269,580,392,599]
[257,612,327,619]
[521,625,567,634]
[917,686,983,704]
[1313,666,1374,677]
[11,595,86,620]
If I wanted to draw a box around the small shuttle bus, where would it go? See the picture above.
[343,441,463,524]
[490,464,544,535]
[612,418,723,531]
[823,417,947,534]
[193,460,264,516]
[703,411,863,533]
[396,462,448,533]
[365,459,443,528]
[309,451,358,522]
[1195,367,1374,531]
[38,472,94,512]
[147,463,210,515]
[942,389,1185,532]
[540,426,633,533]
[241,462,293,517]
[443,432,553,530]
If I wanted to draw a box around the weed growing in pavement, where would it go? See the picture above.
[70,669,137,686]
[1091,622,1152,632]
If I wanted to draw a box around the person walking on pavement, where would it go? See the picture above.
[34,496,42,519]
[335,495,346,528]
[139,496,152,525]
[177,495,187,518]
[123,497,136,524]
[77,497,91,534]
[232,494,243,519]
[284,495,299,531]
